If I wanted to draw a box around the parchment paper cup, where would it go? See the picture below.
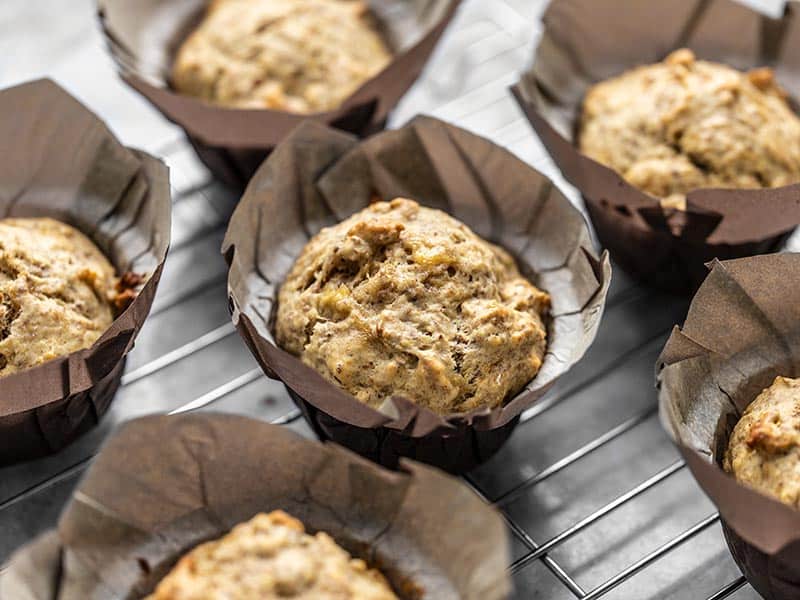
[0,79,171,465]
[513,0,800,293]
[0,413,512,599]
[223,115,611,473]
[96,0,461,189]
[658,253,800,599]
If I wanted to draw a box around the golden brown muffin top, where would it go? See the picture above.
[172,0,392,112]
[0,218,120,378]
[724,376,800,509]
[276,198,550,415]
[579,49,800,210]
[145,510,398,600]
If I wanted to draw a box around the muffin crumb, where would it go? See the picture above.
[113,271,145,313]
[665,48,695,67]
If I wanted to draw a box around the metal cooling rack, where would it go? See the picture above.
[2,0,794,597]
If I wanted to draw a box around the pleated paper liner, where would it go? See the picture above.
[96,0,461,189]
[0,413,512,600]
[658,253,800,600]
[223,116,611,474]
[512,0,800,294]
[0,80,171,465]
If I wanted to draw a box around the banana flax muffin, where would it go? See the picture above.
[724,376,800,509]
[172,0,392,112]
[0,218,125,378]
[579,49,800,210]
[146,511,398,599]
[276,198,551,416]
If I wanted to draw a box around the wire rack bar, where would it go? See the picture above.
[121,322,236,386]
[0,456,94,514]
[494,407,656,506]
[169,368,265,414]
[707,576,748,600]
[581,513,721,600]
[519,326,670,424]
[148,273,229,317]
[466,479,587,598]
[509,459,686,574]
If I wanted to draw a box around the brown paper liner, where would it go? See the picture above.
[513,0,800,294]
[222,116,611,473]
[0,413,511,599]
[0,80,171,465]
[657,253,800,599]
[96,0,461,189]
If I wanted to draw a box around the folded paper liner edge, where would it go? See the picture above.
[97,0,462,149]
[0,413,512,600]
[222,115,611,438]
[513,0,800,247]
[0,79,171,445]
[658,253,800,556]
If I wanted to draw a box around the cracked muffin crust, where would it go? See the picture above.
[145,510,398,600]
[172,0,392,112]
[0,218,121,378]
[276,198,550,416]
[579,49,800,210]
[724,376,800,509]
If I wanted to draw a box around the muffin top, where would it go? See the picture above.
[579,48,800,209]
[145,510,398,600]
[724,376,800,509]
[276,198,550,415]
[0,218,120,378]
[172,0,392,112]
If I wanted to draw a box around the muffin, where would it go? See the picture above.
[0,217,128,378]
[145,510,398,599]
[579,49,800,210]
[724,376,800,509]
[172,0,392,112]
[276,198,551,416]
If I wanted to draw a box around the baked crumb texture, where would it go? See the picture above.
[724,375,800,509]
[0,218,119,378]
[579,48,800,210]
[145,510,398,600]
[172,0,392,112]
[276,198,551,415]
